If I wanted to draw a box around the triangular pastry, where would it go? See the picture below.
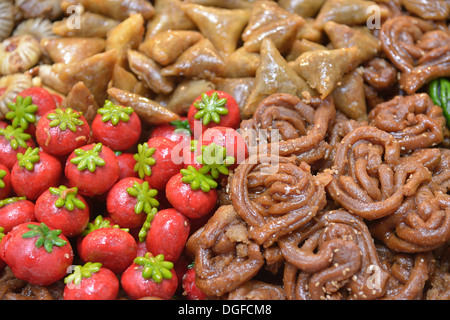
[181,3,250,56]
[138,30,203,66]
[242,38,315,118]
[291,47,359,99]
[160,38,225,79]
[60,81,99,124]
[40,37,106,64]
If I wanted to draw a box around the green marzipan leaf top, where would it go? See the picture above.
[0,125,32,150]
[0,196,26,208]
[22,222,67,254]
[181,165,218,193]
[126,180,159,215]
[6,95,38,130]
[133,142,156,179]
[138,207,158,243]
[64,262,102,286]
[49,185,86,211]
[98,100,134,125]
[193,92,229,125]
[16,147,40,171]
[81,215,128,236]
[134,253,173,284]
[47,108,85,132]
[0,170,6,188]
[195,143,235,179]
[70,143,105,172]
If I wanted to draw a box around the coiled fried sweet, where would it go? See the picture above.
[230,155,327,248]
[326,126,432,220]
[280,210,389,300]
[380,15,450,94]
[368,93,446,153]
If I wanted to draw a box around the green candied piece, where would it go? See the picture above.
[0,196,26,208]
[0,227,4,241]
[64,262,102,286]
[169,119,192,135]
[196,143,235,179]
[137,207,158,243]
[180,165,218,193]
[0,125,32,150]
[47,108,85,132]
[5,95,38,130]
[133,142,156,179]
[49,185,86,211]
[16,147,40,171]
[97,100,134,125]
[0,170,6,188]
[81,215,129,236]
[70,143,105,172]
[429,78,450,127]
[193,92,229,125]
[126,180,159,215]
[134,253,174,284]
[22,222,67,253]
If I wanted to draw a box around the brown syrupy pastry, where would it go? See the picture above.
[181,3,250,57]
[240,93,335,164]
[107,87,179,125]
[380,15,450,94]
[376,244,433,300]
[105,13,145,67]
[145,0,195,40]
[400,0,450,20]
[242,1,304,55]
[331,68,367,121]
[111,64,150,98]
[186,205,265,297]
[242,38,315,118]
[127,50,175,96]
[326,126,433,220]
[291,47,359,99]
[220,47,261,78]
[61,0,154,21]
[212,77,255,118]
[165,79,215,115]
[324,21,381,65]
[280,210,390,300]
[226,280,286,300]
[52,12,119,38]
[278,0,326,18]
[230,156,328,248]
[314,0,389,30]
[138,30,203,67]
[60,81,99,125]
[362,57,397,91]
[40,37,106,64]
[368,93,446,153]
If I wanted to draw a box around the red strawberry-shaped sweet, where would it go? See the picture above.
[165,169,218,219]
[121,252,178,300]
[182,266,206,300]
[6,87,57,136]
[11,147,63,201]
[0,222,73,285]
[106,177,159,229]
[0,227,5,273]
[150,118,191,146]
[52,94,64,107]
[0,125,35,170]
[0,164,11,199]
[198,126,248,169]
[134,137,183,191]
[0,197,35,233]
[145,208,190,262]
[65,143,120,197]
[187,90,241,135]
[173,255,190,294]
[116,152,138,180]
[77,226,137,274]
[63,262,119,300]
[35,108,90,157]
[35,186,90,237]
[91,100,141,151]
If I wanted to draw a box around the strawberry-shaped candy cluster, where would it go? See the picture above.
[0,88,248,300]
